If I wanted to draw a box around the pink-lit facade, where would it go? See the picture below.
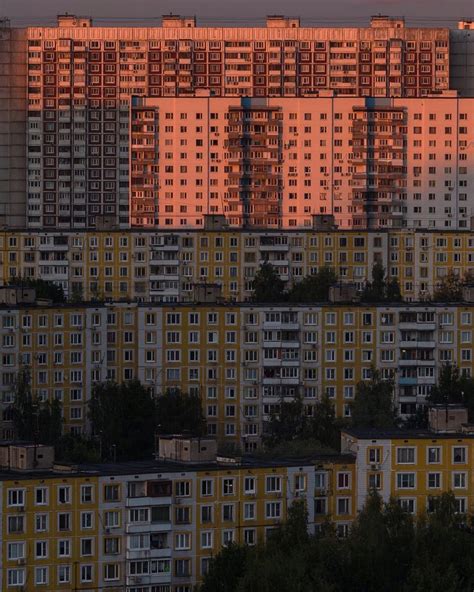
[130,95,474,229]
[23,14,452,229]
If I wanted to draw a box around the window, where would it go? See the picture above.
[7,489,25,507]
[396,473,415,489]
[175,533,191,550]
[427,447,441,464]
[428,473,441,489]
[265,501,281,519]
[201,479,214,497]
[104,511,120,528]
[453,447,467,464]
[244,477,256,494]
[57,565,71,583]
[397,447,415,464]
[58,539,71,557]
[58,513,71,531]
[35,540,47,559]
[398,498,416,514]
[58,486,71,504]
[80,565,93,583]
[337,498,350,515]
[81,512,93,529]
[368,473,382,490]
[175,481,191,497]
[337,473,350,489]
[104,484,120,502]
[223,478,235,496]
[265,476,282,493]
[7,569,25,587]
[35,567,48,585]
[201,531,213,549]
[453,472,467,489]
[81,485,93,503]
[35,514,48,533]
[35,487,48,505]
[8,516,24,534]
[7,542,25,560]
[104,563,120,581]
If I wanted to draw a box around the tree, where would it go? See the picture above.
[200,543,251,592]
[361,263,402,303]
[252,262,286,302]
[10,369,63,446]
[352,369,398,428]
[88,380,157,460]
[310,395,340,450]
[433,271,464,302]
[427,364,474,421]
[263,396,310,448]
[8,276,66,303]
[287,267,338,303]
[200,490,474,592]
[156,388,206,437]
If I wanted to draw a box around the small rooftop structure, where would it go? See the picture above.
[192,282,223,304]
[428,405,471,434]
[162,15,196,28]
[266,16,300,28]
[0,443,55,472]
[329,283,359,304]
[0,286,36,305]
[157,435,218,463]
[57,14,92,27]
[370,15,405,29]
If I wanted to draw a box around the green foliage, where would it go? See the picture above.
[8,276,66,303]
[287,266,338,303]
[252,262,286,302]
[10,369,63,445]
[352,368,398,428]
[432,270,466,302]
[264,396,309,448]
[361,263,402,303]
[427,364,474,421]
[55,434,101,463]
[69,284,84,303]
[156,388,206,437]
[88,379,157,460]
[252,263,339,303]
[199,543,252,592]
[199,492,474,592]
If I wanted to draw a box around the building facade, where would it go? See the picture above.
[2,428,474,591]
[0,442,355,592]
[2,229,474,303]
[130,94,474,230]
[342,427,474,514]
[1,301,474,444]
[1,14,463,230]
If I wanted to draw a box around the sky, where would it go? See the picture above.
[2,0,473,26]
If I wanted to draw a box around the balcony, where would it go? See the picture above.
[398,377,418,386]
[125,521,172,534]
[126,547,171,560]
[399,340,436,349]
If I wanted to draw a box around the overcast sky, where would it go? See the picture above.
[2,0,472,26]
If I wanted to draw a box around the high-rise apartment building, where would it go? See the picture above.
[2,299,474,445]
[1,14,462,230]
[2,229,474,303]
[130,94,474,229]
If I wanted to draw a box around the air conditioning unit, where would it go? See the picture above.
[370,463,381,471]
[17,559,26,566]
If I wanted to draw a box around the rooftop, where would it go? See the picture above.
[0,452,354,481]
[342,427,474,440]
